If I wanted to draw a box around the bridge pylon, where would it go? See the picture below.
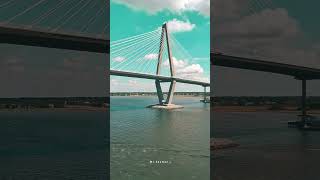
[149,23,182,109]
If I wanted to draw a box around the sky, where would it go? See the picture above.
[3,0,319,97]
[0,0,108,98]
[110,0,210,92]
[212,0,320,96]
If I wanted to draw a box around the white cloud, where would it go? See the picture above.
[185,0,210,17]
[177,64,204,74]
[113,56,126,62]
[212,7,320,68]
[111,79,119,86]
[163,57,208,82]
[112,0,210,16]
[144,53,158,60]
[163,57,188,68]
[128,79,138,87]
[166,19,196,33]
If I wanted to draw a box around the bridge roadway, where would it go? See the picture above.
[110,69,210,87]
[0,25,108,53]
[211,52,320,80]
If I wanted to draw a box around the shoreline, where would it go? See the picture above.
[212,105,320,114]
[111,95,204,97]
[0,105,108,112]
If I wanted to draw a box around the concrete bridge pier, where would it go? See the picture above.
[288,78,309,128]
[201,86,210,103]
[288,78,320,130]
[149,79,183,109]
[301,79,307,124]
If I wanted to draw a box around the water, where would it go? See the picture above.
[213,112,320,180]
[0,112,108,180]
[110,96,210,180]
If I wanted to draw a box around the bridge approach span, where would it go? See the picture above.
[110,70,210,87]
[0,25,109,53]
[212,53,320,80]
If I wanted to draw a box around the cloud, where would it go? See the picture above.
[144,53,158,60]
[212,0,250,20]
[111,79,119,86]
[163,57,208,82]
[212,6,320,68]
[163,57,188,68]
[166,19,196,33]
[176,63,206,82]
[211,0,320,96]
[128,79,138,87]
[177,64,204,74]
[112,0,210,16]
[215,9,299,39]
[113,56,126,62]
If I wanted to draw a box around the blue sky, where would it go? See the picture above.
[110,0,210,92]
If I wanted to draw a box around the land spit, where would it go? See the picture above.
[211,138,239,150]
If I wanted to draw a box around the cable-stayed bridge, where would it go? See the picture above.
[110,23,210,107]
[0,0,108,53]
[0,1,210,107]
[212,52,320,129]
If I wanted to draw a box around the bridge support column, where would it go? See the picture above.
[201,86,210,103]
[288,78,315,129]
[166,80,176,105]
[149,80,182,109]
[155,80,165,105]
[301,79,307,125]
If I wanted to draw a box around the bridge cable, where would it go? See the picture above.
[125,43,158,73]
[5,0,47,24]
[0,0,16,8]
[50,0,87,32]
[111,31,161,56]
[133,39,161,73]
[111,30,161,54]
[112,34,161,71]
[112,35,161,71]
[80,4,104,33]
[110,32,161,59]
[53,0,93,31]
[30,0,67,26]
[111,33,161,59]
[111,35,160,69]
[111,28,161,46]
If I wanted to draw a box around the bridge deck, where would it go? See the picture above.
[211,53,320,80]
[0,25,109,53]
[110,70,210,87]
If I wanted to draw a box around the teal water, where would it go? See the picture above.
[0,112,108,179]
[110,96,210,180]
[213,112,320,180]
